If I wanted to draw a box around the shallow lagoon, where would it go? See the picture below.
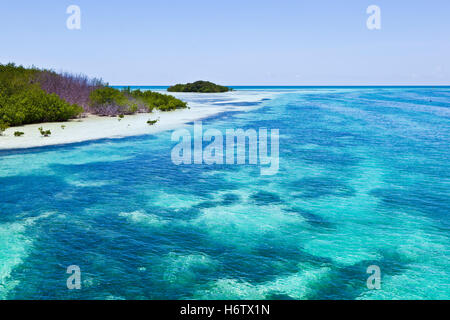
[0,87,449,299]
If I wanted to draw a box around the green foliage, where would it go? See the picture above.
[89,87,187,114]
[130,89,187,111]
[122,86,132,95]
[90,87,128,106]
[147,119,158,125]
[0,63,189,128]
[89,86,129,112]
[0,63,83,126]
[38,127,51,137]
[14,131,24,137]
[168,81,231,93]
[0,120,9,135]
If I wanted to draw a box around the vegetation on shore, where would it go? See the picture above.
[0,64,84,127]
[38,127,51,137]
[168,80,231,93]
[0,63,188,128]
[0,120,9,135]
[127,88,187,112]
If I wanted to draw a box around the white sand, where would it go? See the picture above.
[0,91,277,150]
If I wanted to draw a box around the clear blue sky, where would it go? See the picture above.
[0,0,449,85]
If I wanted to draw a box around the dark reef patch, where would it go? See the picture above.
[266,293,295,300]
[250,191,283,205]
[305,249,410,300]
[297,149,361,167]
[369,187,450,228]
[193,201,219,209]
[289,177,355,199]
[221,193,241,206]
[284,207,335,229]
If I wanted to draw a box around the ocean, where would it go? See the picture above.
[0,87,449,299]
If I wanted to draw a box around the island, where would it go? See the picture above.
[167,80,231,93]
[0,63,187,129]
[1,63,262,150]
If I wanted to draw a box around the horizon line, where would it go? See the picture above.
[110,84,450,87]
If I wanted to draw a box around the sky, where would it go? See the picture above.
[0,0,449,85]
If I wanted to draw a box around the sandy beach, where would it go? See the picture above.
[0,91,276,150]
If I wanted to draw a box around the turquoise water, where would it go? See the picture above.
[0,88,449,299]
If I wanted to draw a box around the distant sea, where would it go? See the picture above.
[0,87,449,299]
[113,85,450,90]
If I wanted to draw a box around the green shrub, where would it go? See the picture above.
[0,64,83,126]
[14,131,24,137]
[90,87,128,106]
[0,63,189,126]
[0,120,9,135]
[90,87,148,115]
[131,89,187,111]
[147,119,158,125]
[38,127,51,137]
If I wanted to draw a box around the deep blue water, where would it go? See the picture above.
[0,88,449,299]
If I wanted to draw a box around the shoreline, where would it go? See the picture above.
[0,91,276,151]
